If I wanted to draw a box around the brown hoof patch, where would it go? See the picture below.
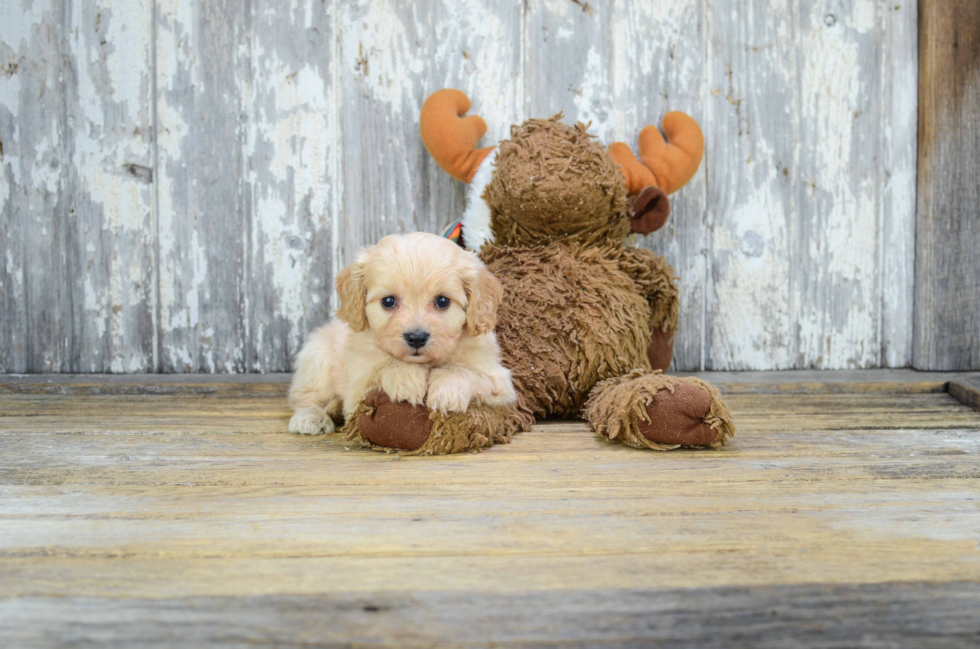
[638,382,718,446]
[647,328,675,373]
[357,390,433,451]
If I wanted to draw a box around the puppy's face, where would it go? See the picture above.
[336,233,502,366]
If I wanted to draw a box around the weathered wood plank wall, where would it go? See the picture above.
[0,1,919,372]
[914,0,980,370]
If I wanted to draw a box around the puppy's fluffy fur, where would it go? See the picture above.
[288,232,517,435]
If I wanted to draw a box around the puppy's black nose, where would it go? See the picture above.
[403,330,430,349]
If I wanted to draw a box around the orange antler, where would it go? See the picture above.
[420,89,495,183]
[609,112,704,195]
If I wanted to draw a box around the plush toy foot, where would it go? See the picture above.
[583,370,734,450]
[647,327,675,373]
[342,390,533,456]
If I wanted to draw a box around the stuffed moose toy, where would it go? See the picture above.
[342,89,735,455]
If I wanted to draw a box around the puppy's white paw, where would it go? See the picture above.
[426,372,474,414]
[379,363,428,406]
[289,409,333,435]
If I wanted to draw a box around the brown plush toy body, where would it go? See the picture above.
[345,90,733,454]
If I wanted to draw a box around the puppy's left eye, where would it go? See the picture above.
[434,295,451,310]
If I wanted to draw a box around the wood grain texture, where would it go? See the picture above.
[245,0,337,371]
[0,378,979,645]
[948,377,980,412]
[705,0,797,370]
[336,0,524,281]
[0,1,922,372]
[706,1,918,370]
[879,1,918,368]
[5,368,980,397]
[3,584,980,648]
[155,0,250,372]
[68,0,157,372]
[0,1,72,372]
[914,0,980,370]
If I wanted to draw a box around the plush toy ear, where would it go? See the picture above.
[335,262,368,333]
[628,185,671,235]
[463,261,503,336]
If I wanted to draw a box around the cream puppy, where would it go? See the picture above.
[288,232,517,435]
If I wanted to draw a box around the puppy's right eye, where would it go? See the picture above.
[381,296,397,309]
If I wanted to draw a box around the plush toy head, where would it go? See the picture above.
[486,117,627,246]
[420,89,705,250]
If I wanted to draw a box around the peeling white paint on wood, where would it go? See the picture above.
[246,0,337,372]
[336,0,524,265]
[879,3,917,369]
[0,0,72,373]
[156,0,251,373]
[705,0,917,370]
[69,0,156,373]
[0,0,918,372]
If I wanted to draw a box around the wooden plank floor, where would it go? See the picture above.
[1,372,980,647]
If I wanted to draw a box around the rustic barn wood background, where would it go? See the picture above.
[0,1,927,373]
[915,1,980,372]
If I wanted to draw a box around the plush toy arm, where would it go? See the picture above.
[420,89,496,183]
[616,247,679,333]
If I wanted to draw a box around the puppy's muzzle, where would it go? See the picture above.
[403,330,430,349]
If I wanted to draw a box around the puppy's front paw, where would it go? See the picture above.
[289,408,334,435]
[426,370,474,414]
[379,363,428,406]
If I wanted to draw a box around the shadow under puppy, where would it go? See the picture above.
[289,232,517,437]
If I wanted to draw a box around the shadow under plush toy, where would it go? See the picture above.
[344,89,734,454]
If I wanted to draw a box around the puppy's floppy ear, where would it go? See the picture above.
[463,257,503,336]
[335,260,368,332]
